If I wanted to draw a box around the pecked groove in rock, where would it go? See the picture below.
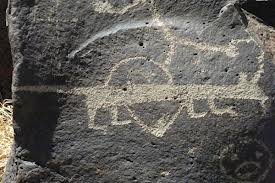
[4,0,275,182]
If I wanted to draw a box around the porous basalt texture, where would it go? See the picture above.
[4,0,275,182]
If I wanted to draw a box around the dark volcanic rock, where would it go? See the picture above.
[4,0,275,182]
[0,0,12,99]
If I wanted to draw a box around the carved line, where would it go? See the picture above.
[148,3,178,67]
[14,32,269,137]
[91,0,147,14]
[105,57,173,87]
[234,162,261,180]
[67,19,240,59]
[110,105,132,126]
[13,76,269,137]
[220,141,273,183]
[15,0,270,137]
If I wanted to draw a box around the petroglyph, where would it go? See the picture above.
[14,1,270,138]
[16,13,269,138]
[147,1,178,68]
[91,0,146,14]
[105,57,173,87]
[220,140,273,183]
[14,25,269,138]
[13,72,269,137]
[68,19,239,59]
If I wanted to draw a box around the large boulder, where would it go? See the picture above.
[4,0,275,182]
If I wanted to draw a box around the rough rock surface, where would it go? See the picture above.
[4,0,275,182]
[0,0,12,99]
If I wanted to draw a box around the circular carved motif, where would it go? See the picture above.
[220,140,273,182]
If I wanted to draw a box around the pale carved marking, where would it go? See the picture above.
[14,1,270,138]
[91,0,147,14]
[15,29,268,138]
[13,71,269,137]
[220,140,273,183]
[104,57,173,87]
[67,19,240,59]
[15,25,268,138]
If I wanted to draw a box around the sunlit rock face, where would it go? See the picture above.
[4,0,275,182]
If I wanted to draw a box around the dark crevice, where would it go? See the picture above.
[241,0,275,27]
[234,3,249,27]
[0,0,12,99]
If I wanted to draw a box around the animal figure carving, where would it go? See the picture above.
[14,1,269,138]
